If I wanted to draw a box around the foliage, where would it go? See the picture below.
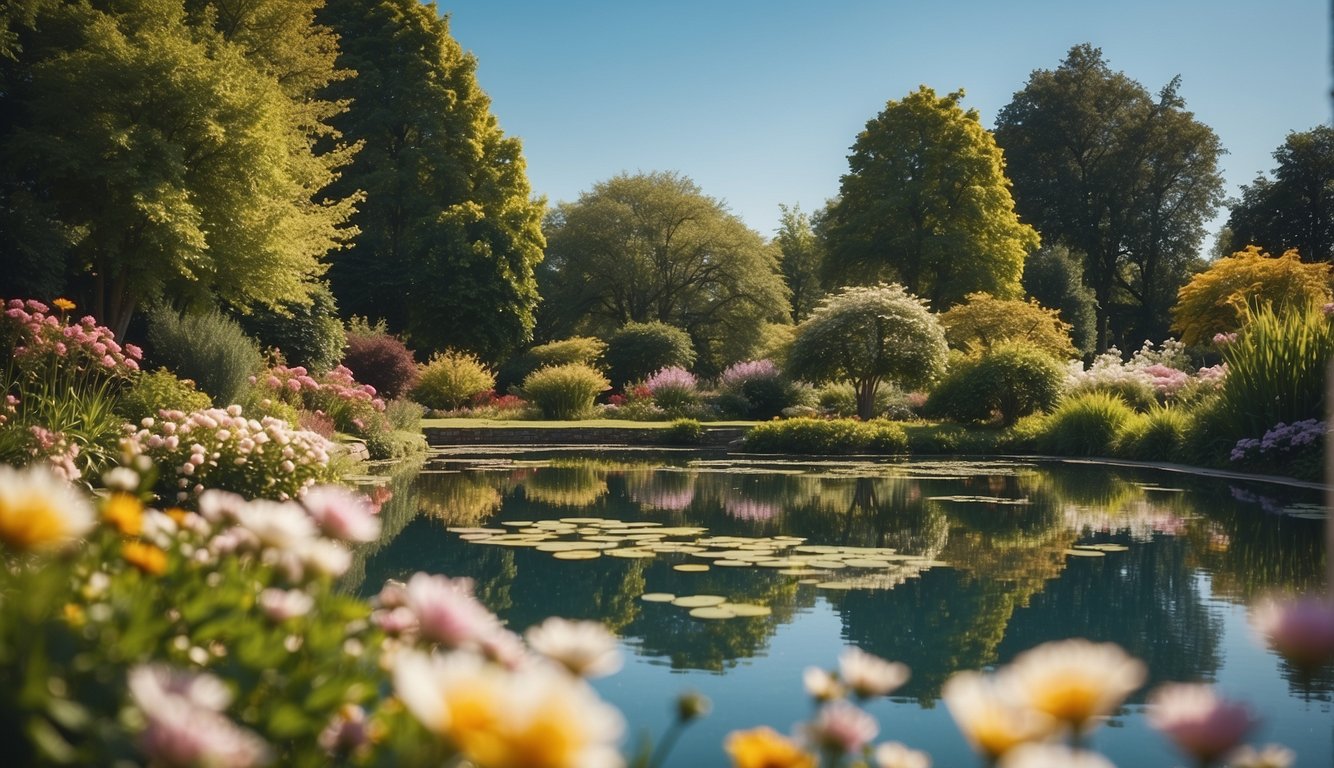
[1037,391,1137,456]
[145,307,263,407]
[787,284,948,420]
[996,44,1225,351]
[925,344,1065,425]
[939,292,1076,359]
[662,418,706,445]
[742,418,909,455]
[603,321,697,389]
[643,366,700,416]
[230,283,347,374]
[822,86,1038,307]
[1022,245,1097,355]
[775,203,824,322]
[122,405,337,503]
[413,350,497,411]
[815,382,913,420]
[499,336,606,390]
[0,0,356,337]
[341,324,419,400]
[1207,301,1334,449]
[539,171,789,374]
[1225,125,1334,263]
[715,359,808,420]
[114,368,212,424]
[1171,246,1333,346]
[384,398,426,432]
[1114,406,1194,462]
[320,0,545,361]
[0,298,141,479]
[522,363,610,420]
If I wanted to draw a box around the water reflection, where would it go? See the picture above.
[357,452,1329,707]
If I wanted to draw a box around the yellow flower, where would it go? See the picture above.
[122,541,168,575]
[63,603,85,628]
[52,297,75,311]
[725,726,817,768]
[102,492,144,536]
[0,464,95,552]
[943,671,1053,761]
[1004,639,1145,731]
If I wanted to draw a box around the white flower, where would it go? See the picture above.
[1229,744,1296,768]
[300,485,380,543]
[232,499,318,551]
[997,744,1116,768]
[1003,639,1145,730]
[839,647,909,698]
[525,617,622,678]
[943,671,1053,762]
[0,463,95,552]
[804,666,844,702]
[873,741,932,768]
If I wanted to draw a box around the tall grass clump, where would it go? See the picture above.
[1038,391,1136,456]
[1211,301,1334,443]
[522,363,610,419]
[1114,406,1194,462]
[413,350,496,411]
[743,418,908,455]
[146,307,262,406]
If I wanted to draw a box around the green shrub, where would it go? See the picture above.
[385,398,426,431]
[230,283,346,374]
[1037,391,1136,456]
[662,418,706,445]
[816,382,906,419]
[1114,406,1193,462]
[364,428,428,460]
[604,322,695,388]
[413,350,496,411]
[742,418,908,455]
[499,336,607,389]
[115,368,212,423]
[145,307,263,406]
[926,345,1064,425]
[522,363,610,420]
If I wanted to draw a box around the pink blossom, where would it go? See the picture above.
[404,572,504,650]
[128,664,270,768]
[1148,683,1257,764]
[300,485,381,543]
[259,588,314,622]
[1251,595,1334,671]
[803,700,879,754]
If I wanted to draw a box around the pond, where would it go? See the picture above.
[350,449,1332,767]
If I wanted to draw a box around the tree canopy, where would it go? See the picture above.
[1022,245,1097,355]
[939,293,1076,360]
[318,0,545,363]
[786,283,948,420]
[775,204,824,323]
[0,0,357,337]
[539,171,790,374]
[821,86,1038,308]
[995,44,1224,351]
[1225,126,1334,264]
[1171,246,1333,346]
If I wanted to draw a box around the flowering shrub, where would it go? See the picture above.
[246,363,391,446]
[1229,419,1324,463]
[121,405,336,503]
[716,359,806,419]
[644,366,700,415]
[1,298,142,477]
[1065,339,1224,409]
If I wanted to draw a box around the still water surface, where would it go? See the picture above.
[352,449,1332,767]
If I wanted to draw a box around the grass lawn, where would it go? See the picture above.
[420,417,761,429]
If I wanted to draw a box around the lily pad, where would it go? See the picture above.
[673,564,710,573]
[672,595,727,608]
[1063,548,1106,557]
[641,593,676,602]
[689,607,737,620]
[723,603,773,617]
[552,550,601,560]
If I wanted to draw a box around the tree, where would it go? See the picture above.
[1171,247,1333,346]
[1022,245,1097,355]
[787,284,948,420]
[318,0,545,362]
[0,0,357,338]
[540,171,790,374]
[775,204,824,322]
[1226,126,1334,263]
[939,293,1076,360]
[995,44,1224,351]
[821,86,1039,308]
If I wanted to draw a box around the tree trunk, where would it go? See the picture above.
[856,377,879,421]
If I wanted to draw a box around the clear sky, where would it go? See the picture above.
[439,0,1329,249]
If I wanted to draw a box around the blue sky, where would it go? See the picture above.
[440,0,1328,249]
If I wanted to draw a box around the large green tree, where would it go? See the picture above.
[318,0,545,362]
[775,203,824,323]
[539,171,790,374]
[821,86,1039,308]
[995,44,1224,351]
[0,0,357,337]
[1225,126,1334,264]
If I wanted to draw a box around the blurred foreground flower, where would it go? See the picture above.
[1228,743,1295,768]
[802,700,878,755]
[525,617,622,678]
[1004,639,1145,733]
[394,650,624,768]
[997,744,1116,768]
[839,646,910,698]
[725,726,816,768]
[1148,683,1257,766]
[0,463,95,551]
[942,671,1053,762]
[873,741,931,768]
[1250,595,1334,673]
[300,484,381,543]
[128,664,270,768]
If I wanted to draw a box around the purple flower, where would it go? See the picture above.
[719,359,780,389]
[644,366,698,393]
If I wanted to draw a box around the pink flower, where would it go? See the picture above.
[1148,683,1257,764]
[259,588,314,622]
[803,700,879,754]
[405,572,504,650]
[300,485,381,543]
[1251,595,1334,672]
[128,665,270,768]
